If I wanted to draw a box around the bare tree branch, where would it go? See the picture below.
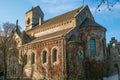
[83,0,120,12]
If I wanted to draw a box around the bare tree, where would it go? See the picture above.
[0,22,15,79]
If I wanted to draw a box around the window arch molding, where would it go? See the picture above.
[51,46,59,64]
[41,48,49,64]
[89,38,96,57]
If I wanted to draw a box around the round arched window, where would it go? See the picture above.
[52,49,57,63]
[24,54,27,65]
[89,39,96,56]
[31,53,35,64]
[27,18,30,24]
[43,51,47,63]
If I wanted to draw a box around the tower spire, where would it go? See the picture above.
[15,19,20,32]
[16,19,18,26]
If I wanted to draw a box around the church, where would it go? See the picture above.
[8,5,108,80]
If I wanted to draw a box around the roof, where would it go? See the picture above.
[21,31,33,44]
[27,6,86,32]
[27,28,73,44]
[40,7,83,26]
[26,6,43,14]
[80,18,106,30]
[13,26,21,37]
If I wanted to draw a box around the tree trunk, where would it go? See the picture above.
[21,64,24,79]
[3,48,7,80]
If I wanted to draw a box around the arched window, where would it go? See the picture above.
[31,53,35,64]
[112,43,116,47]
[27,18,30,24]
[24,54,27,65]
[89,39,96,56]
[43,51,47,63]
[52,49,57,62]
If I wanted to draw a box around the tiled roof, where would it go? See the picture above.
[40,7,83,27]
[80,18,106,30]
[27,6,86,31]
[28,28,73,44]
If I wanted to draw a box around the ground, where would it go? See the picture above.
[104,74,118,80]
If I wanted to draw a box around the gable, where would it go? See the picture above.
[13,32,22,47]
[64,6,95,41]
[75,5,94,27]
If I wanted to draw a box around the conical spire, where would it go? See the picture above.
[16,19,18,26]
[14,19,21,35]
[16,19,19,29]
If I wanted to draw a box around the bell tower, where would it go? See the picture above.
[25,6,44,31]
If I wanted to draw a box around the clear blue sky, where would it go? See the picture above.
[0,0,120,43]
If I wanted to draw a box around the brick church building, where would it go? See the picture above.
[7,5,112,80]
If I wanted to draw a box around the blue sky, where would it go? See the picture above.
[0,0,120,43]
